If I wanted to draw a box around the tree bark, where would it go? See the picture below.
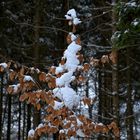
[111,0,120,139]
[18,93,21,140]
[126,48,134,140]
[0,74,3,140]
[32,0,42,137]
[26,104,31,139]
[7,94,11,140]
[22,103,26,140]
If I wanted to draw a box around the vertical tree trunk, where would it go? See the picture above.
[0,74,3,140]
[98,70,103,122]
[126,48,134,140]
[18,93,21,140]
[26,104,31,139]
[32,0,42,136]
[85,80,93,119]
[111,0,120,139]
[22,103,26,140]
[7,94,11,140]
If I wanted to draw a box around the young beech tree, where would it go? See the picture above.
[3,9,120,139]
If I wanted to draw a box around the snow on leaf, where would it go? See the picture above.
[61,87,79,109]
[28,129,35,138]
[65,9,77,19]
[23,75,34,82]
[53,88,63,100]
[76,129,85,137]
[73,17,81,25]
[55,65,64,75]
[0,63,8,68]
[67,41,81,54]
[56,71,74,86]
[53,101,64,110]
[65,9,81,25]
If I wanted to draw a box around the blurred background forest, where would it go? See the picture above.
[0,0,140,140]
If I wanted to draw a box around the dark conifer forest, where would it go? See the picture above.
[0,0,140,140]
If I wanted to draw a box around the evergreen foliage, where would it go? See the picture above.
[112,0,140,49]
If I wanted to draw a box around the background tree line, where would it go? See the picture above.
[0,0,140,139]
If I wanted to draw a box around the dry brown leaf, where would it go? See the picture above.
[77,54,84,62]
[66,34,72,44]
[0,66,4,72]
[39,72,47,82]
[46,106,54,113]
[68,129,76,137]
[83,98,91,106]
[63,122,71,129]
[83,63,90,71]
[78,75,85,82]
[9,71,17,81]
[36,103,41,110]
[20,67,25,75]
[19,93,28,102]
[60,58,65,65]
[36,93,41,98]
[113,128,120,137]
[7,86,13,94]
[76,36,81,45]
[49,66,56,75]
[52,118,60,126]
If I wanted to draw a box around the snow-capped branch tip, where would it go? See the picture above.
[65,9,81,25]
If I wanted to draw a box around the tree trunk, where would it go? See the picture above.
[7,94,11,140]
[18,93,21,140]
[111,0,120,139]
[22,103,26,140]
[32,0,42,136]
[126,48,134,140]
[0,74,3,140]
[26,104,31,139]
